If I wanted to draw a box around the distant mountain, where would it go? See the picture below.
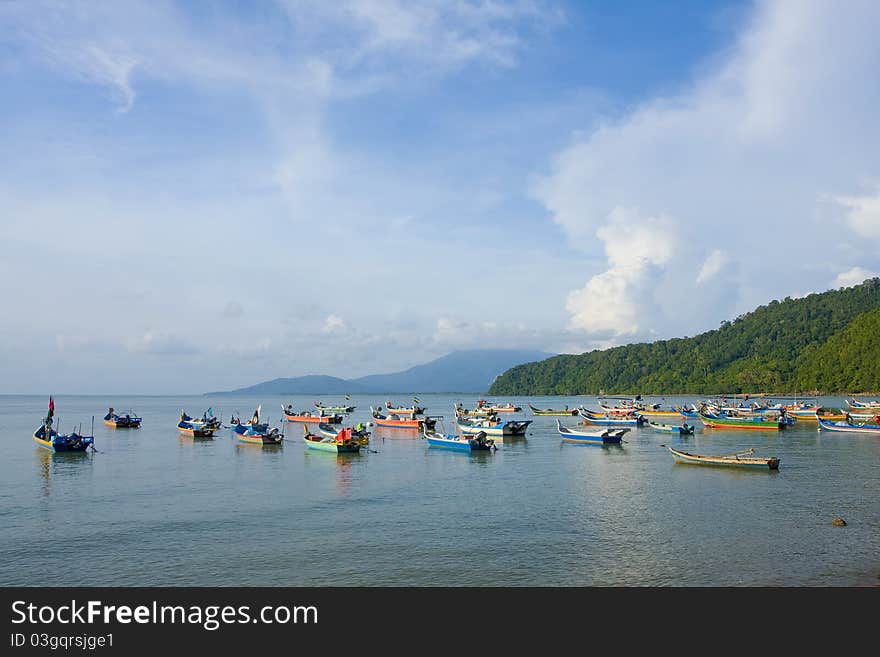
[210,375,367,396]
[209,349,553,395]
[489,278,880,395]
[350,349,553,393]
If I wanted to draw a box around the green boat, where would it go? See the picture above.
[698,412,785,431]
[303,427,361,453]
[528,403,577,416]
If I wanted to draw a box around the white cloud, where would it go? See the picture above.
[564,208,676,336]
[835,189,880,239]
[535,0,880,343]
[833,266,879,288]
[696,249,730,285]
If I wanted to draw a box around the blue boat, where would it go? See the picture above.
[578,408,645,426]
[424,428,496,451]
[229,405,269,436]
[34,397,94,452]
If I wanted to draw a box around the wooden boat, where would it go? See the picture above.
[178,411,216,438]
[385,400,426,416]
[648,421,695,435]
[664,445,779,470]
[34,397,95,452]
[457,416,531,437]
[578,408,645,426]
[303,426,360,453]
[103,407,142,428]
[319,422,370,445]
[283,406,343,424]
[182,409,222,431]
[633,408,684,419]
[816,416,880,434]
[698,412,784,431]
[229,406,269,435]
[236,425,284,445]
[556,419,627,445]
[845,398,880,410]
[475,400,521,413]
[424,427,496,452]
[370,406,437,430]
[454,403,497,419]
[528,403,578,416]
[676,405,700,419]
[314,401,356,413]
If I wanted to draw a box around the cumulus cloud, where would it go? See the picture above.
[833,266,879,288]
[535,0,880,343]
[835,189,880,239]
[564,208,676,336]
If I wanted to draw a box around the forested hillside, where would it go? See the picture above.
[489,278,880,395]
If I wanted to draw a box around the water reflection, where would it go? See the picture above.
[34,447,93,495]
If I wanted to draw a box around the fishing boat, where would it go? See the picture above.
[457,416,531,437]
[370,406,437,430]
[698,412,785,431]
[663,445,780,470]
[236,425,284,445]
[303,426,360,453]
[454,403,497,419]
[527,403,578,416]
[183,408,222,431]
[178,411,216,438]
[648,421,695,435]
[816,416,880,434]
[385,399,426,416]
[314,400,356,413]
[103,407,142,428]
[556,419,628,445]
[578,408,645,426]
[845,398,880,411]
[283,405,343,424]
[676,404,700,419]
[229,406,269,435]
[319,422,370,445]
[633,408,684,420]
[424,426,496,451]
[475,400,521,413]
[34,397,95,452]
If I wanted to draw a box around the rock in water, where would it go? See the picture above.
[832,517,847,527]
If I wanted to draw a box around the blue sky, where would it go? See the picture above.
[1,0,878,393]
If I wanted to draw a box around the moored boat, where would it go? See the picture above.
[664,444,780,470]
[424,427,496,452]
[319,422,370,445]
[303,426,360,453]
[457,416,531,437]
[556,419,627,445]
[314,400,356,413]
[34,397,95,452]
[103,407,142,428]
[816,415,880,434]
[845,398,880,411]
[283,405,343,424]
[370,406,437,430]
[385,399,426,416]
[648,421,695,435]
[178,411,216,438]
[236,425,284,445]
[698,412,784,431]
[527,403,578,416]
[578,408,645,426]
[475,399,521,413]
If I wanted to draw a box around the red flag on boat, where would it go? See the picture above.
[48,396,54,417]
[338,427,352,442]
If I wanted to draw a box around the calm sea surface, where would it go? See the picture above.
[1,394,878,586]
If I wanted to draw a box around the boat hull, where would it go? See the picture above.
[528,404,577,416]
[817,416,880,434]
[304,436,359,452]
[33,428,94,452]
[457,420,531,437]
[698,414,783,431]
[666,446,779,470]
